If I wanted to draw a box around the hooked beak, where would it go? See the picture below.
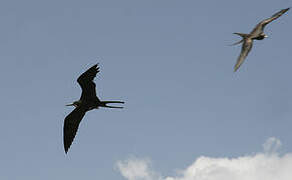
[66,103,74,106]
[264,35,268,38]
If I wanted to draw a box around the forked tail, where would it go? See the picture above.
[102,101,125,108]
[229,33,249,46]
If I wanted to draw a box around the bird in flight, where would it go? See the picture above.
[63,64,124,153]
[231,8,290,72]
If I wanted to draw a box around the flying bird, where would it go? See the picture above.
[63,64,124,153]
[231,8,289,72]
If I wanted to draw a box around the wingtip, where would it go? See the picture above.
[282,7,290,13]
[284,7,290,12]
[91,63,100,73]
[64,146,69,154]
[64,141,70,154]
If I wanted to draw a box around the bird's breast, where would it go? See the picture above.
[84,100,99,110]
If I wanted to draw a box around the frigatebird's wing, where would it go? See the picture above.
[63,106,87,153]
[250,8,290,36]
[234,38,253,72]
[77,64,100,101]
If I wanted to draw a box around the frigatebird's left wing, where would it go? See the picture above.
[234,38,253,72]
[63,106,87,153]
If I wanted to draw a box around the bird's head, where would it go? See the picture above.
[66,100,81,107]
[256,33,268,40]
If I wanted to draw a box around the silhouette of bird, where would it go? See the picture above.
[63,64,124,153]
[231,8,289,72]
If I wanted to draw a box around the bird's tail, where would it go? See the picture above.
[229,33,249,46]
[229,39,244,46]
[102,101,124,108]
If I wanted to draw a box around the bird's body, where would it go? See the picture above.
[232,8,289,72]
[63,64,124,153]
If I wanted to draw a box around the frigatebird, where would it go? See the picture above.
[63,64,124,153]
[231,8,289,72]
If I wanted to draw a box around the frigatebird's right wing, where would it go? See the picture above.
[77,64,100,101]
[250,8,290,36]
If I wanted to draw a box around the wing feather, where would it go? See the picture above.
[234,38,253,72]
[63,106,87,153]
[77,64,100,101]
[251,8,289,36]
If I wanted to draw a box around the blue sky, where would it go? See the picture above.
[0,0,291,179]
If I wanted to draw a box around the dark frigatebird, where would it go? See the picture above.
[231,8,289,72]
[63,64,124,153]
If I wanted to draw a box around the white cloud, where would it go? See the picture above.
[116,157,162,180]
[116,137,292,180]
[263,137,282,153]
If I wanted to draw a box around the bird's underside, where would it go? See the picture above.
[63,64,124,153]
[232,8,289,72]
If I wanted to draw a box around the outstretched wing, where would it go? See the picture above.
[63,106,87,153]
[251,8,290,36]
[234,38,253,72]
[77,64,100,101]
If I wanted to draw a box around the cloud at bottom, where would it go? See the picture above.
[115,137,292,180]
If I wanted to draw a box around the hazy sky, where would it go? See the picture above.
[0,0,292,179]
